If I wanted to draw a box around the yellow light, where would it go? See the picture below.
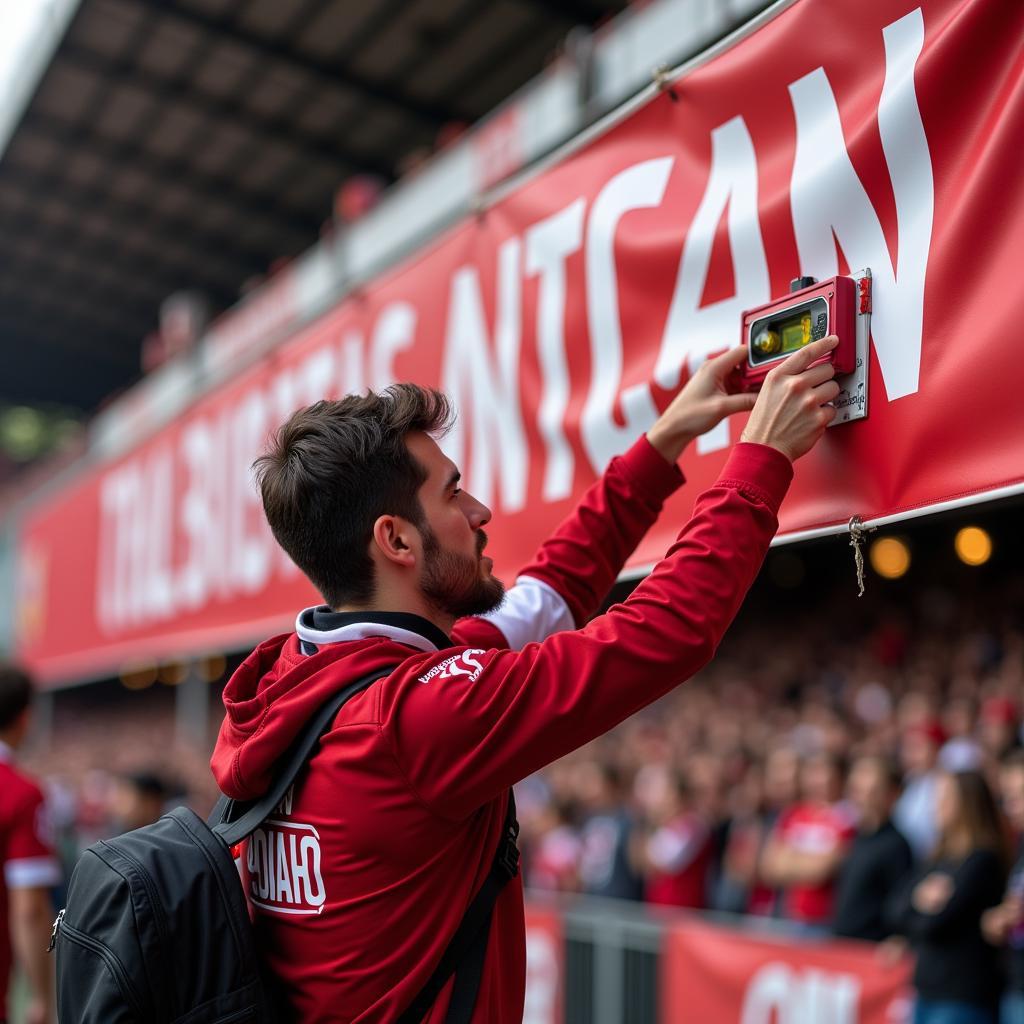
[955,526,992,566]
[869,537,911,579]
[120,664,157,690]
[158,662,188,686]
[200,655,227,683]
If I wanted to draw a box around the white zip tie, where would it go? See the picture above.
[652,65,678,101]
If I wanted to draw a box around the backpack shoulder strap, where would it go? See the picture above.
[210,667,394,849]
[397,790,520,1024]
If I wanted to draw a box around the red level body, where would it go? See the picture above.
[738,275,856,392]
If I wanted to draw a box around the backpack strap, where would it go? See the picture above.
[209,667,394,849]
[208,666,520,1024]
[397,790,520,1024]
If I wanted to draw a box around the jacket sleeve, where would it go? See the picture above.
[384,442,792,820]
[451,434,685,651]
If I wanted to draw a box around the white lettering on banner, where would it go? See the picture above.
[178,415,229,611]
[247,820,326,916]
[96,331,370,632]
[442,237,529,512]
[92,11,935,636]
[525,198,585,501]
[140,449,175,620]
[581,157,671,473]
[656,116,770,455]
[97,461,142,631]
[741,962,860,1024]
[229,391,274,594]
[789,8,931,401]
[338,331,365,396]
[370,301,417,390]
[297,347,336,407]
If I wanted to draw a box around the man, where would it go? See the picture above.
[759,750,856,932]
[634,768,712,909]
[0,664,61,1024]
[832,754,913,941]
[109,771,171,833]
[576,761,642,901]
[212,336,840,1021]
[895,718,945,861]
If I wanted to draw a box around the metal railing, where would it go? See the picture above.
[530,892,814,1024]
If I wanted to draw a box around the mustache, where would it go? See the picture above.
[476,529,488,555]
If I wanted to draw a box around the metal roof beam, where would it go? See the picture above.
[0,248,235,346]
[23,110,322,244]
[132,0,465,127]
[521,0,611,25]
[442,13,555,103]
[0,299,138,366]
[0,226,188,308]
[0,265,154,334]
[0,162,271,287]
[0,360,126,407]
[0,252,158,315]
[60,39,396,181]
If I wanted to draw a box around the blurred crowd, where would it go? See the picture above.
[14,569,1024,1022]
[513,573,1024,1022]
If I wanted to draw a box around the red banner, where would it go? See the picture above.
[523,906,564,1024]
[663,919,912,1024]
[14,0,1024,683]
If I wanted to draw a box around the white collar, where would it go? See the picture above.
[294,609,440,653]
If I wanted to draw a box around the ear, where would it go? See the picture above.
[370,514,419,569]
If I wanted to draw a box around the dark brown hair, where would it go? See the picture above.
[936,769,1013,869]
[254,385,453,607]
[0,663,32,731]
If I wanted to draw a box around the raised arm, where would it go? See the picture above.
[453,346,759,649]
[393,337,840,819]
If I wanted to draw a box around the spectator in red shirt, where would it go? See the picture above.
[525,799,581,893]
[720,745,801,917]
[0,664,61,1024]
[760,750,855,931]
[634,767,711,909]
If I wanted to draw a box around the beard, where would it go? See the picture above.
[419,524,505,621]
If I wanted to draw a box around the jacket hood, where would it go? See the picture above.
[210,631,404,801]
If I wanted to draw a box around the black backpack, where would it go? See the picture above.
[52,668,520,1024]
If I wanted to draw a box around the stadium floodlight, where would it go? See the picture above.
[869,537,911,580]
[954,527,993,567]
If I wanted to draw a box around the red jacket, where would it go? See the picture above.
[0,745,62,1013]
[211,436,791,1022]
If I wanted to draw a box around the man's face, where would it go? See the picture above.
[407,432,505,620]
[901,730,938,776]
[801,755,840,804]
[847,759,891,822]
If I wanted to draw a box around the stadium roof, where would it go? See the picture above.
[0,0,626,414]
